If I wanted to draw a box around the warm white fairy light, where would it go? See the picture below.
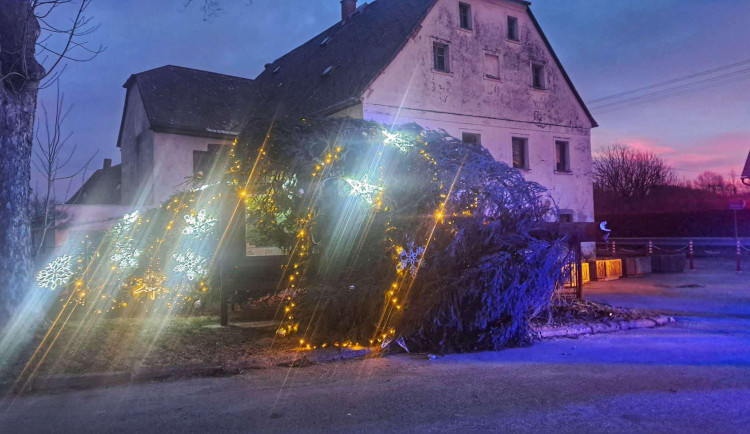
[182,209,217,236]
[36,255,74,290]
[344,174,383,204]
[110,240,142,270]
[173,250,208,281]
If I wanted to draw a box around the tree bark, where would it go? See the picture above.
[0,1,43,326]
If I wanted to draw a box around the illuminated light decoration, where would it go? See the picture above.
[36,255,74,290]
[181,209,218,236]
[344,174,383,204]
[173,250,208,281]
[190,182,220,193]
[382,130,413,153]
[397,242,426,278]
[111,210,140,235]
[133,272,168,300]
[110,240,142,270]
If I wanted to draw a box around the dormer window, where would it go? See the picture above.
[507,16,519,41]
[459,3,472,30]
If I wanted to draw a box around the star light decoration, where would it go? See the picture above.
[344,174,383,204]
[382,130,413,153]
[110,240,142,270]
[133,271,168,300]
[36,255,75,290]
[397,242,426,278]
[173,250,208,281]
[182,209,217,236]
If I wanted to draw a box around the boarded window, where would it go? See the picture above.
[512,137,528,169]
[433,42,450,72]
[459,3,472,30]
[555,140,570,172]
[462,132,481,145]
[507,16,519,41]
[532,64,545,89]
[484,53,500,79]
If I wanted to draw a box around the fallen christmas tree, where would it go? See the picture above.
[33,118,569,354]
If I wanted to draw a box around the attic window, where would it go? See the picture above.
[507,16,519,41]
[273,66,281,74]
[320,36,331,46]
[459,3,472,30]
[321,66,334,77]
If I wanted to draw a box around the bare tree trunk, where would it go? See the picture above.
[0,2,43,326]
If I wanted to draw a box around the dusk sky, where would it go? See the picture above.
[38,0,750,196]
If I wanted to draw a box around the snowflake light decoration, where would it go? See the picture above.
[382,130,413,153]
[110,240,142,270]
[36,255,74,290]
[173,250,208,281]
[344,174,383,204]
[111,210,140,235]
[397,242,426,278]
[182,209,217,236]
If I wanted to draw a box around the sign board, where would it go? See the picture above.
[729,199,746,211]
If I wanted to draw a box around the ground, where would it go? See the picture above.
[2,258,749,433]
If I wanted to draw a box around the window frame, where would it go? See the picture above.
[462,132,481,145]
[511,136,529,170]
[458,2,473,30]
[532,63,546,90]
[483,52,501,80]
[554,140,571,173]
[507,16,519,41]
[433,41,451,73]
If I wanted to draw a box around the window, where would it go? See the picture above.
[462,132,481,145]
[459,3,472,30]
[532,63,545,89]
[484,53,500,79]
[433,42,450,72]
[555,140,570,172]
[193,144,222,177]
[559,211,574,223]
[512,137,528,169]
[507,16,519,41]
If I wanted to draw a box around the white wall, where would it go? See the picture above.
[119,83,154,206]
[361,0,595,225]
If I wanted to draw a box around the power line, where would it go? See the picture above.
[587,58,750,104]
[590,67,750,113]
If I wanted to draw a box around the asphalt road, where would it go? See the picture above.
[2,259,749,433]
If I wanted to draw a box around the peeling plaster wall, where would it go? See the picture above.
[362,0,595,231]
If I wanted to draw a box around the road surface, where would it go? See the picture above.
[2,259,749,433]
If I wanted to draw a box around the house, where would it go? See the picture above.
[743,150,750,186]
[69,0,597,253]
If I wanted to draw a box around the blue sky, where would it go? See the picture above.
[37,0,750,196]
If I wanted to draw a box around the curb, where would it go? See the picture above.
[533,315,675,340]
[1,348,371,395]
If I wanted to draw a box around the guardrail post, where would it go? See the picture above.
[689,240,694,271]
[737,240,742,273]
[648,240,653,256]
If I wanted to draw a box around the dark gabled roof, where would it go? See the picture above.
[251,0,437,118]
[67,163,122,205]
[742,150,750,181]
[526,9,597,127]
[119,65,258,143]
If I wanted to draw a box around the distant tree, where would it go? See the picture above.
[695,171,729,195]
[593,145,675,207]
